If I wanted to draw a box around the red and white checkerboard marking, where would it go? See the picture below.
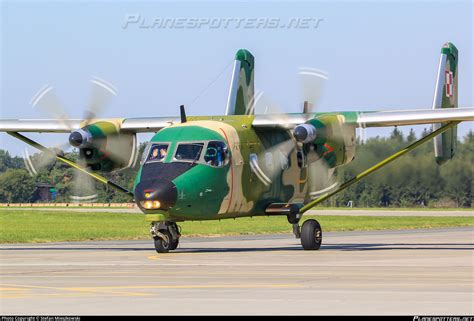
[445,70,453,98]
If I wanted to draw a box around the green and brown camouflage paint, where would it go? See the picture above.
[134,112,358,222]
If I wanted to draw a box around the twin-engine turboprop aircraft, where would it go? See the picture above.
[1,43,473,253]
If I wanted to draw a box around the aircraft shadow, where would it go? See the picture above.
[1,243,473,253]
[175,243,474,253]
[0,247,152,252]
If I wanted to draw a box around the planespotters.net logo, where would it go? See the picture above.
[414,317,474,321]
[122,14,324,30]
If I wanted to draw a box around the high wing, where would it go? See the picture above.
[121,117,181,132]
[355,107,474,127]
[0,117,181,133]
[251,107,474,129]
[0,108,473,133]
[0,119,83,132]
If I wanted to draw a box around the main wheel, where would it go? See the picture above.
[300,219,322,250]
[154,230,173,253]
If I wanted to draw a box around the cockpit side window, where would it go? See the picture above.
[140,142,151,165]
[204,141,230,167]
[146,143,169,163]
[174,143,204,162]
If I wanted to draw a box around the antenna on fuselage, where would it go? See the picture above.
[180,105,187,123]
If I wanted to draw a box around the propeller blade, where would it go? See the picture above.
[256,139,296,183]
[253,88,296,131]
[22,141,71,177]
[252,89,299,183]
[307,159,338,200]
[83,76,118,124]
[253,89,283,115]
[70,158,98,203]
[298,67,328,113]
[99,134,139,169]
[30,85,73,130]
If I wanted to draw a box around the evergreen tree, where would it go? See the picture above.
[407,128,417,142]
[0,169,35,202]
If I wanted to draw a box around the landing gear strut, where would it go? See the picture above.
[151,222,181,253]
[287,213,302,239]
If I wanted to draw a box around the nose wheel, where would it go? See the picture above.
[151,222,181,253]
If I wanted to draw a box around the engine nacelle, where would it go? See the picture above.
[293,114,356,168]
[69,120,138,172]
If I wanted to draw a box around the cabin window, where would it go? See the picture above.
[204,141,229,167]
[174,143,204,162]
[146,143,169,163]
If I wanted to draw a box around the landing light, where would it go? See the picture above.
[142,200,161,209]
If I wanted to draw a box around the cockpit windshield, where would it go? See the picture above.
[143,141,230,167]
[146,143,169,163]
[174,143,204,162]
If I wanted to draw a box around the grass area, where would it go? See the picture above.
[0,210,473,243]
[0,206,133,209]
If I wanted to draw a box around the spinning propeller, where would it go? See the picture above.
[253,67,339,198]
[24,77,120,202]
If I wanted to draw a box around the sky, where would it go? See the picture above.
[1,0,473,156]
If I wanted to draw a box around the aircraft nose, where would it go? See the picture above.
[135,179,177,211]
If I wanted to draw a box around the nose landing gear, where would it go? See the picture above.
[151,222,181,253]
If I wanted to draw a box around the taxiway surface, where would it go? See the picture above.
[1,228,473,315]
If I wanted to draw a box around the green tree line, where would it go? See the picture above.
[329,128,473,208]
[0,129,472,207]
[0,145,145,204]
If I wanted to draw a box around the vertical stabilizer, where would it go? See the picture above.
[432,42,458,165]
[225,49,255,115]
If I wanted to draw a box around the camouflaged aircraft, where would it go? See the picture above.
[1,42,473,253]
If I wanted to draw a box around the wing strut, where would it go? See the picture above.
[299,121,459,214]
[7,132,134,198]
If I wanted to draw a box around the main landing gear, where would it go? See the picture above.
[151,222,181,253]
[300,219,322,250]
[288,214,322,251]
